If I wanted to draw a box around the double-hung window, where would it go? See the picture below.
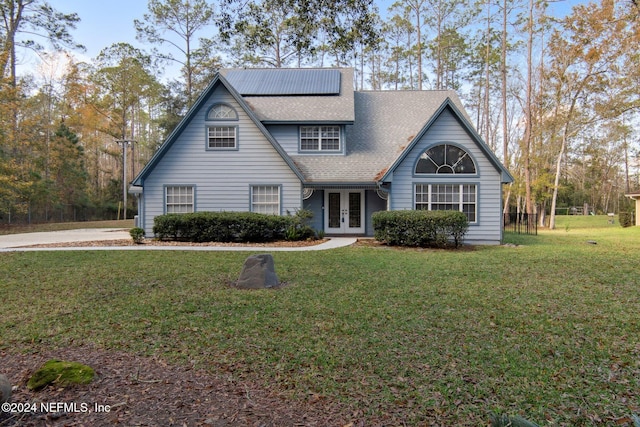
[166,186,194,213]
[415,184,477,223]
[251,185,281,215]
[300,126,340,151]
[208,126,237,149]
[207,103,238,150]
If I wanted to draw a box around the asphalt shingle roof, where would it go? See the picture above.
[291,90,466,183]
[220,68,473,184]
[220,68,355,123]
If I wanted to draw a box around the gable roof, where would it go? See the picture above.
[131,74,304,186]
[291,90,512,185]
[220,68,355,123]
[132,68,512,189]
[379,97,514,184]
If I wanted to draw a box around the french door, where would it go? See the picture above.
[324,190,365,234]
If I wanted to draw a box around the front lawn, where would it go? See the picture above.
[1,216,638,425]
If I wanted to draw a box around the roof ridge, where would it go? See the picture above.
[355,89,457,93]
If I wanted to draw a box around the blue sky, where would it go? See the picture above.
[47,0,155,60]
[24,0,583,80]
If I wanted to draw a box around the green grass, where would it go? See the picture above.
[1,216,639,425]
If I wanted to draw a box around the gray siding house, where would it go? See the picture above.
[130,68,513,245]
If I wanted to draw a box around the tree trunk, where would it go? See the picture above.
[416,8,422,90]
[549,128,568,230]
[523,0,534,214]
[501,0,509,169]
[483,0,491,143]
[501,0,510,215]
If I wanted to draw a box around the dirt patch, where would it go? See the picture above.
[0,347,353,427]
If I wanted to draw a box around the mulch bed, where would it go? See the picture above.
[1,347,355,427]
[18,239,330,249]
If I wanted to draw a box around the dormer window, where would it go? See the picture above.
[300,126,341,151]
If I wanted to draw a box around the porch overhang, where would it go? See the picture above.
[303,182,378,190]
[128,185,143,195]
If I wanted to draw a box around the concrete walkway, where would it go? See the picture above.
[0,229,357,252]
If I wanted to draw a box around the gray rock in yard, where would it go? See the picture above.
[236,254,280,289]
[0,374,11,404]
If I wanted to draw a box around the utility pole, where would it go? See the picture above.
[116,140,133,220]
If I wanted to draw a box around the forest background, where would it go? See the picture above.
[1,0,639,228]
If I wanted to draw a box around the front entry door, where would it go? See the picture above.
[325,190,365,234]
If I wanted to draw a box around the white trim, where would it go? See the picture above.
[207,125,238,150]
[165,185,195,214]
[250,185,281,215]
[300,125,341,152]
[414,183,477,224]
[324,190,365,234]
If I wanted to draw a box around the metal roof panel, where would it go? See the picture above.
[225,69,341,95]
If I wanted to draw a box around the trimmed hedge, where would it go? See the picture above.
[153,211,316,243]
[372,210,469,248]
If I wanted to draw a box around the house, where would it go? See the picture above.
[130,68,513,245]
[625,191,640,226]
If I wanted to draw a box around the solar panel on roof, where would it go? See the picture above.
[225,69,341,95]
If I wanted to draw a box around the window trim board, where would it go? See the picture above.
[298,125,343,153]
[205,125,239,151]
[164,184,196,214]
[249,184,283,215]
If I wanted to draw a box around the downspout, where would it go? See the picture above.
[128,185,144,233]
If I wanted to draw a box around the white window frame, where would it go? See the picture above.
[207,125,237,150]
[300,126,341,151]
[251,185,281,215]
[166,186,194,213]
[415,144,477,175]
[415,184,477,223]
[207,103,238,120]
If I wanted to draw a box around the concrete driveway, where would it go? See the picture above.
[0,228,131,249]
[0,229,356,252]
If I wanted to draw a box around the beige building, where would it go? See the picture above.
[625,191,640,226]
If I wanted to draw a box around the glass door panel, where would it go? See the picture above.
[348,192,362,228]
[328,192,341,228]
[324,190,364,234]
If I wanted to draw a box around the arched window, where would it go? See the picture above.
[415,144,476,174]
[207,103,238,120]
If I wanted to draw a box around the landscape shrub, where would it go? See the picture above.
[619,211,634,228]
[129,227,145,244]
[284,209,317,241]
[372,210,469,248]
[152,211,316,243]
